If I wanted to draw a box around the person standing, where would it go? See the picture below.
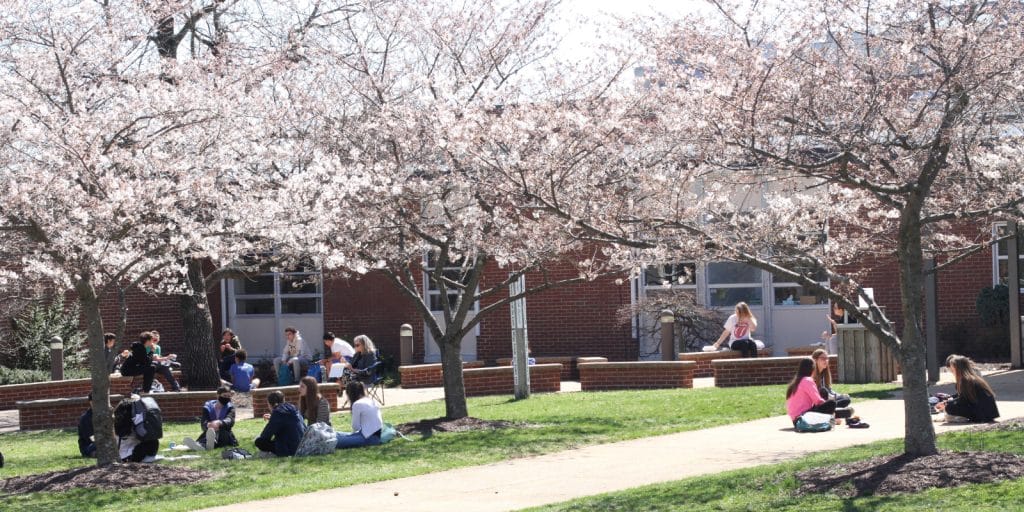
[712,302,759,357]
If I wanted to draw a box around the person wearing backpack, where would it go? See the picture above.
[335,381,383,449]
[183,386,238,451]
[114,396,162,462]
[786,357,838,427]
[254,390,305,457]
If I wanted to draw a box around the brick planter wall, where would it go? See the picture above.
[786,345,822,357]
[678,349,771,379]
[0,371,184,411]
[713,355,838,388]
[462,364,562,397]
[578,361,697,391]
[252,383,340,418]
[17,395,123,431]
[575,357,608,365]
[495,356,575,380]
[397,361,485,389]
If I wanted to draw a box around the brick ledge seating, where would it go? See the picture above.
[578,360,697,391]
[252,383,340,418]
[712,355,838,388]
[17,389,217,431]
[463,364,561,396]
[397,361,486,389]
[0,371,184,411]
[495,356,575,380]
[679,349,772,378]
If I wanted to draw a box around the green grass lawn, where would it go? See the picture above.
[526,423,1024,512]
[0,383,896,511]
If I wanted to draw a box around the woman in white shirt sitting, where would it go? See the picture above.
[336,380,383,449]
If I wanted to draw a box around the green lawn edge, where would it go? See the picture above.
[0,383,898,512]
[524,422,1024,512]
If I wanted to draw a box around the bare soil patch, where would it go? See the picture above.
[1,463,214,496]
[796,419,1024,497]
[396,416,518,437]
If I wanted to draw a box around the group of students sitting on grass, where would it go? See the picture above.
[78,378,386,462]
[786,350,1000,431]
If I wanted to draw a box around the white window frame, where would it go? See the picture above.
[233,271,323,317]
[706,261,764,307]
[422,253,481,332]
[992,222,1024,293]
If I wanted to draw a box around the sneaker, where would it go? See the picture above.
[182,437,205,451]
[141,455,158,463]
[205,428,216,451]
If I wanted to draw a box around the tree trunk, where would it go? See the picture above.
[897,204,938,457]
[438,336,468,419]
[76,276,118,466]
[179,259,221,390]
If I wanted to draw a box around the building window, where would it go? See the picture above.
[707,261,762,307]
[643,262,697,289]
[424,252,478,313]
[993,223,1024,291]
[770,264,828,306]
[233,271,322,316]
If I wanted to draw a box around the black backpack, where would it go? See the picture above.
[132,396,163,442]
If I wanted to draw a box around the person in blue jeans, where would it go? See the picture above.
[255,390,305,457]
[336,381,383,449]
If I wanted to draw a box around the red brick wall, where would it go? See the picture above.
[679,349,771,378]
[0,372,182,411]
[475,263,636,364]
[713,355,838,388]
[495,356,575,380]
[252,383,340,418]
[462,364,561,396]
[321,272,422,363]
[578,361,696,391]
[397,361,486,389]
[17,395,122,431]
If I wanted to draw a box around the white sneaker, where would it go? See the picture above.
[182,437,205,451]
[205,428,216,451]
[141,455,158,463]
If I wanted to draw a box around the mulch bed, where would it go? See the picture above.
[795,418,1024,497]
[1,463,214,496]
[395,416,518,437]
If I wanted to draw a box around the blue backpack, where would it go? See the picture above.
[278,364,294,386]
[795,411,833,432]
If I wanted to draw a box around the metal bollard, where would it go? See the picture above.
[659,310,675,361]
[50,336,64,381]
[400,324,414,365]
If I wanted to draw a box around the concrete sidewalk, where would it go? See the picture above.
[201,370,1024,512]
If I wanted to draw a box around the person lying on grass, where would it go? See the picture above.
[936,354,999,423]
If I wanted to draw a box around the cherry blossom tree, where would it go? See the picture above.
[527,0,1024,456]
[274,0,645,419]
[0,0,275,464]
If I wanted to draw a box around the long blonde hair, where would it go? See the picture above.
[735,302,753,321]
[811,348,831,388]
[946,354,995,403]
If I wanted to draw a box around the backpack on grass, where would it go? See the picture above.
[795,411,833,432]
[132,396,164,441]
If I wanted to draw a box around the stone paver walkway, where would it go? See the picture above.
[201,369,1024,512]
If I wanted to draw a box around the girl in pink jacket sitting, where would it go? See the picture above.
[786,357,837,426]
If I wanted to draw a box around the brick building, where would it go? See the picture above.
[92,228,1015,366]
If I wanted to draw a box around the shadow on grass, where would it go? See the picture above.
[846,389,898,400]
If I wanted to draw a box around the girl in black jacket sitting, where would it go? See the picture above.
[937,354,999,423]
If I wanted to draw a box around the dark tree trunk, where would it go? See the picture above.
[897,199,938,457]
[76,276,117,466]
[179,259,221,390]
[439,336,468,419]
